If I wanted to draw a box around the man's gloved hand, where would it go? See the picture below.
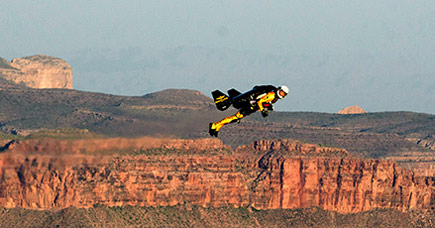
[263,103,273,111]
[261,110,269,118]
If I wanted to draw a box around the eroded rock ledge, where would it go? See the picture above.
[0,55,72,89]
[0,138,433,213]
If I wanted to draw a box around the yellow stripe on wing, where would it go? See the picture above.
[215,95,229,103]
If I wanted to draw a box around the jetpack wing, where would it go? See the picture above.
[227,88,241,98]
[212,90,232,111]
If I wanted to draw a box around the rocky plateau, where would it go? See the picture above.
[338,105,367,114]
[0,137,433,214]
[0,55,72,89]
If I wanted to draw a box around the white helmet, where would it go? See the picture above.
[277,85,289,99]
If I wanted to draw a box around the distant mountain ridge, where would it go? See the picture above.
[0,79,434,161]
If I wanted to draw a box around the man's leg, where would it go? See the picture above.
[209,111,245,137]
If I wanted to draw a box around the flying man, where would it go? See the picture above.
[209,85,289,137]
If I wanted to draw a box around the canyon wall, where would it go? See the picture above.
[0,55,72,89]
[0,138,433,213]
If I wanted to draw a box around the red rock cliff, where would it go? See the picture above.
[0,138,433,213]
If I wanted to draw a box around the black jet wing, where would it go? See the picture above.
[212,90,232,111]
[227,88,242,98]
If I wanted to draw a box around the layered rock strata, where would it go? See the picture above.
[238,139,350,157]
[0,138,433,213]
[0,55,72,89]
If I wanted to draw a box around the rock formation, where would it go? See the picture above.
[238,139,349,157]
[0,137,433,213]
[338,105,367,114]
[415,137,435,151]
[0,55,72,89]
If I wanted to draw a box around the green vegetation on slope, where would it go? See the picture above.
[24,128,106,140]
[0,128,105,141]
[0,206,433,228]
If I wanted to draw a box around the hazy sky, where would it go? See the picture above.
[1,1,434,113]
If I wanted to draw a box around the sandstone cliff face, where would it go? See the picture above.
[338,105,367,114]
[238,139,349,157]
[0,138,433,213]
[0,55,72,89]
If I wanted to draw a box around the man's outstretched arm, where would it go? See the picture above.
[257,92,276,117]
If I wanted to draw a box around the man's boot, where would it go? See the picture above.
[209,123,219,137]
